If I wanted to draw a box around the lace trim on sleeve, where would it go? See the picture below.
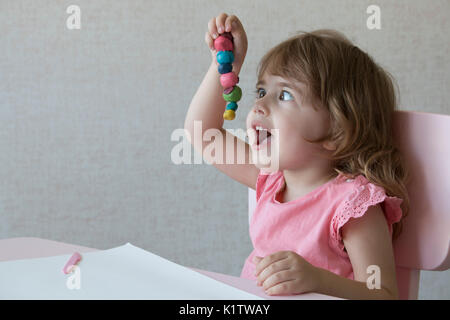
[329,179,403,256]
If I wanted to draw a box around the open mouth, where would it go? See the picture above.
[255,126,272,146]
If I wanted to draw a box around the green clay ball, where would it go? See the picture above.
[223,86,242,102]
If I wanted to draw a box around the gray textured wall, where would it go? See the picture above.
[0,0,448,299]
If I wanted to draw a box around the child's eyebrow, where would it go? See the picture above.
[256,79,305,95]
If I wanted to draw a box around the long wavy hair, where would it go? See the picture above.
[257,30,410,239]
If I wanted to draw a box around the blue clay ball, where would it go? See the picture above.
[216,51,234,64]
[226,102,238,111]
[218,63,233,74]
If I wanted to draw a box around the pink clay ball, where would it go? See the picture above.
[214,36,234,51]
[220,72,238,88]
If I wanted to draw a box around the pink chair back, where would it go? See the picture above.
[392,110,450,299]
[248,110,450,299]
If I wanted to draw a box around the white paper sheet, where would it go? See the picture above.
[0,243,262,299]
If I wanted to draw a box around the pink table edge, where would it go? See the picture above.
[0,237,339,300]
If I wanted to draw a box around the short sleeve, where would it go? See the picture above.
[329,177,403,256]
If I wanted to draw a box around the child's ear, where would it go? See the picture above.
[322,140,337,151]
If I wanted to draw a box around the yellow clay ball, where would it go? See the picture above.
[223,109,235,120]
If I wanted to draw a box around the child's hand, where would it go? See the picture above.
[253,251,322,296]
[205,13,248,74]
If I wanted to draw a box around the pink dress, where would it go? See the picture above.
[240,170,403,280]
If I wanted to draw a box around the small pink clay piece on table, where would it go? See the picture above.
[62,252,82,274]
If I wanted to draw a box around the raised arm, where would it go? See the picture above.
[184,13,259,189]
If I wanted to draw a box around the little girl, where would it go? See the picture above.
[185,13,409,300]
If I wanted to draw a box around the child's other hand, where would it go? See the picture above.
[253,251,322,296]
[205,13,248,74]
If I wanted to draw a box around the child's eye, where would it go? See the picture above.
[254,88,294,101]
[279,90,294,101]
[255,88,265,99]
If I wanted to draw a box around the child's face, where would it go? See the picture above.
[246,72,334,171]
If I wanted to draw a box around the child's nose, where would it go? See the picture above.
[253,103,269,116]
